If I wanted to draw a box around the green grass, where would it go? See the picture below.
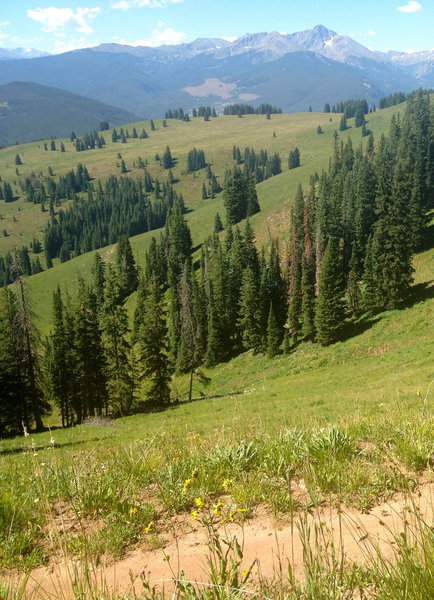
[1,237,433,569]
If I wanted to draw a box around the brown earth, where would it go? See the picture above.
[12,483,434,598]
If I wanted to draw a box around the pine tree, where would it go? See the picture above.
[266,302,280,358]
[288,147,300,169]
[100,265,135,416]
[0,288,23,434]
[137,274,171,407]
[238,267,262,353]
[301,204,316,340]
[47,287,75,427]
[223,167,247,225]
[162,146,173,169]
[115,235,138,300]
[74,281,108,421]
[9,254,49,431]
[339,115,348,131]
[315,236,345,346]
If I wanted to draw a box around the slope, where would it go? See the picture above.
[0,81,140,146]
[0,104,400,330]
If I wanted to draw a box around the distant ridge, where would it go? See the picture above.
[0,81,140,147]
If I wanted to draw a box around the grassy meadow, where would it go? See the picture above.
[1,105,400,331]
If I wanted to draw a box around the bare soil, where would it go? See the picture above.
[17,483,434,598]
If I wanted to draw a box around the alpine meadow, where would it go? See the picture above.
[0,13,433,600]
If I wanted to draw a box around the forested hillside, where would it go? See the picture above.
[0,92,433,434]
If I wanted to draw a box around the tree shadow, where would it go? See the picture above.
[0,437,105,456]
[338,313,384,343]
[402,280,434,309]
[419,221,434,252]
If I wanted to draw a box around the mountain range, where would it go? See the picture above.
[1,25,434,132]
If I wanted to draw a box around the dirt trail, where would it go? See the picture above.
[20,483,434,598]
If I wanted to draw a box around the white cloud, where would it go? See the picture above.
[27,6,101,34]
[0,21,10,27]
[396,1,422,13]
[111,0,183,9]
[113,26,186,46]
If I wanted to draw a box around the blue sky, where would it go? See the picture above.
[0,0,432,54]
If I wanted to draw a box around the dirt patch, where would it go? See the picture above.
[20,482,433,599]
[183,78,237,99]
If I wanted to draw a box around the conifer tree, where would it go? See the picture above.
[47,287,75,427]
[100,265,135,416]
[0,289,23,434]
[137,274,171,407]
[115,235,138,300]
[74,280,108,421]
[301,204,316,340]
[315,236,345,346]
[10,254,48,431]
[162,146,173,169]
[238,267,262,353]
[266,302,280,358]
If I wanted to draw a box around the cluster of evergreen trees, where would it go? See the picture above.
[186,148,207,172]
[223,167,260,224]
[192,106,217,119]
[74,131,106,152]
[324,99,369,117]
[43,174,184,265]
[0,181,14,202]
[165,107,190,120]
[231,146,282,182]
[0,246,43,287]
[223,104,282,116]
[21,164,90,205]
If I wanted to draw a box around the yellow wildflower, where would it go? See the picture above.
[222,479,233,492]
[194,497,204,508]
[145,521,154,533]
[182,478,192,493]
[130,507,138,515]
[191,510,199,520]
[213,501,224,516]
[417,389,421,397]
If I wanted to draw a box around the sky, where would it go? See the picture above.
[0,0,433,54]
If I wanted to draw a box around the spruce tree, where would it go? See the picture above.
[115,235,138,300]
[266,302,280,358]
[74,280,108,421]
[137,274,171,407]
[10,254,48,431]
[315,236,345,346]
[100,265,135,416]
[238,267,262,353]
[47,287,75,427]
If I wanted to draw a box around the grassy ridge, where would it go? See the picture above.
[0,105,400,330]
